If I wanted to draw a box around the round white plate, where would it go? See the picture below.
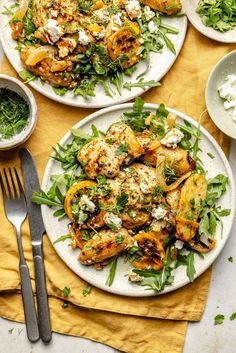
[41,103,235,297]
[206,50,236,140]
[0,2,187,108]
[183,0,236,43]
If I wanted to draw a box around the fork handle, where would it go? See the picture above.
[19,264,40,342]
[33,244,52,343]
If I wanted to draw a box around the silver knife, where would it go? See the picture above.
[19,148,52,343]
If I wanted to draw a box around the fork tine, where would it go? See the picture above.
[9,168,18,198]
[14,168,24,196]
[3,168,12,198]
[0,171,7,199]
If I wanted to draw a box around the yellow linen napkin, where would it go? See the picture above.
[0,23,233,353]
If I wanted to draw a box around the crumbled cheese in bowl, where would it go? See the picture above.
[218,74,236,122]
[161,128,184,148]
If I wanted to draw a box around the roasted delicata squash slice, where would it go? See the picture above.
[107,23,141,68]
[188,237,217,253]
[140,0,182,15]
[79,228,133,264]
[64,180,97,221]
[121,210,151,229]
[106,123,143,159]
[175,174,207,241]
[130,233,165,270]
[143,145,195,177]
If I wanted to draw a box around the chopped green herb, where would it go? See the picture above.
[115,143,129,156]
[19,69,37,83]
[0,88,29,140]
[207,152,215,159]
[214,314,225,325]
[82,284,93,297]
[62,301,68,309]
[115,234,124,244]
[230,312,236,321]
[8,328,14,334]
[228,256,233,263]
[63,286,71,298]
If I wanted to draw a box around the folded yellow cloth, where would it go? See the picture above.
[0,24,233,353]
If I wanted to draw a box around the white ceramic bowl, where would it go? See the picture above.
[0,74,37,150]
[205,50,236,140]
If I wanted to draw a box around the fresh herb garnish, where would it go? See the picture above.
[214,314,225,325]
[63,286,71,298]
[0,88,29,140]
[82,283,93,297]
[230,312,236,321]
[19,69,37,83]
[115,234,125,244]
[123,78,160,91]
[115,143,129,156]
[106,256,118,287]
[228,256,233,263]
[175,251,196,282]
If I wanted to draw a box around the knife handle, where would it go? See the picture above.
[19,264,40,342]
[33,244,52,343]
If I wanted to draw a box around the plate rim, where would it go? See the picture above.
[205,49,236,140]
[183,0,236,44]
[0,10,187,108]
[41,102,236,297]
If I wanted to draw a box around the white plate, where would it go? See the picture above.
[206,50,236,140]
[0,1,187,108]
[183,0,236,43]
[41,103,235,297]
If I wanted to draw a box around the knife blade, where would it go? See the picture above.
[19,148,52,343]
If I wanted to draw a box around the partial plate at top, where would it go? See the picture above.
[183,0,236,43]
[0,2,186,108]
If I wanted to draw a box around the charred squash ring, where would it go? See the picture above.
[107,24,141,68]
[131,232,165,271]
[64,180,97,222]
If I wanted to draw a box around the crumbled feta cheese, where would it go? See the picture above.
[40,19,64,44]
[125,0,141,19]
[148,20,158,33]
[111,25,119,32]
[80,194,96,213]
[161,128,184,149]
[139,38,144,44]
[179,248,190,256]
[93,28,106,40]
[152,206,167,220]
[218,74,236,122]
[143,6,155,21]
[94,9,109,24]
[50,9,59,18]
[113,12,123,26]
[78,30,90,46]
[140,179,151,194]
[104,212,122,230]
[175,240,184,250]
[199,233,210,246]
[128,269,143,282]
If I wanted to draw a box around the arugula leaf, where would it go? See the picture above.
[115,234,125,244]
[214,314,225,325]
[133,256,174,291]
[106,256,118,286]
[123,78,160,91]
[53,234,71,244]
[19,69,37,83]
[31,191,63,208]
[115,194,128,213]
[52,87,68,96]
[176,251,196,282]
[122,97,151,132]
[74,79,97,98]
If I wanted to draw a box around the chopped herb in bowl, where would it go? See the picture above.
[0,88,29,140]
[196,0,236,32]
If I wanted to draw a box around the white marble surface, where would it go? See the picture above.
[1,45,236,353]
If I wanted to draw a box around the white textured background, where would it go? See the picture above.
[0,47,236,353]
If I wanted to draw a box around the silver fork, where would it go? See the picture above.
[0,168,39,342]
